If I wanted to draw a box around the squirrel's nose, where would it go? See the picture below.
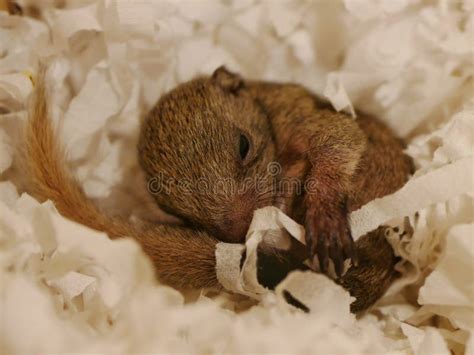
[217,219,250,243]
[215,194,256,243]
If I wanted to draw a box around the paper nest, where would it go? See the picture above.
[0,0,473,353]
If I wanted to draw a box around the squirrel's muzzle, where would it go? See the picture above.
[214,192,256,243]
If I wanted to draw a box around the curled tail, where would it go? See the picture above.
[26,75,125,237]
[26,71,219,289]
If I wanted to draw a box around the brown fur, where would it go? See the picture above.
[26,71,218,289]
[138,73,275,242]
[247,82,411,277]
[245,80,412,311]
[27,66,412,312]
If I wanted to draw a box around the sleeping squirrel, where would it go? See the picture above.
[26,66,413,312]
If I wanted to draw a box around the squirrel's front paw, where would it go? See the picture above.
[304,198,357,277]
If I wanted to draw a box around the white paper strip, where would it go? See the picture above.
[350,157,474,239]
[216,207,306,299]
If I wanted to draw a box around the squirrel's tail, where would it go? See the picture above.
[25,72,129,238]
[25,70,219,289]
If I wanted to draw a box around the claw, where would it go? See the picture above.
[329,236,343,277]
[348,243,358,268]
[341,228,359,266]
[316,236,329,273]
[342,225,358,267]
[304,198,356,278]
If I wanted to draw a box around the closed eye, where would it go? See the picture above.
[239,133,250,161]
[236,131,256,167]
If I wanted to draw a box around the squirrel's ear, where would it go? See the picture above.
[211,66,244,93]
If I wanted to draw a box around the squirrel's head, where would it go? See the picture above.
[138,67,277,243]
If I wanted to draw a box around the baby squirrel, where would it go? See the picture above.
[26,66,412,312]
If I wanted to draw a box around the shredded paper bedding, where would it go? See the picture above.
[0,0,473,354]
